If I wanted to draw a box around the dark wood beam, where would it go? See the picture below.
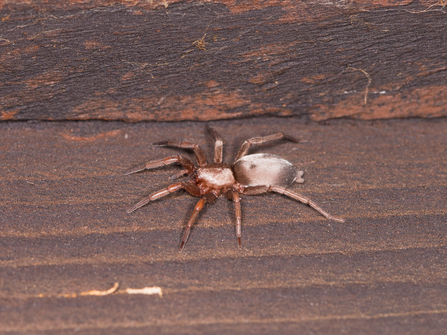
[1,0,446,122]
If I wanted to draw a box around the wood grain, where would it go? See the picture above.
[1,1,447,122]
[0,118,446,334]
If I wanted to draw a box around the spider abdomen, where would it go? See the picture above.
[196,163,236,188]
[233,153,303,187]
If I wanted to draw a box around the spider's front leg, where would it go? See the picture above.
[125,155,194,176]
[127,182,185,213]
[127,181,203,214]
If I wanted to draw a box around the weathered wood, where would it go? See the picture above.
[0,118,446,334]
[1,0,446,122]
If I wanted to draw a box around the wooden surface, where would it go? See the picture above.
[0,117,446,334]
[1,0,447,122]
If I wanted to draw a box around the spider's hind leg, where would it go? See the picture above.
[269,186,345,222]
[242,185,344,222]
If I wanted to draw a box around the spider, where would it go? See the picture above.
[126,127,345,252]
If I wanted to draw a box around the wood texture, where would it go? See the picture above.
[1,0,447,122]
[0,118,446,334]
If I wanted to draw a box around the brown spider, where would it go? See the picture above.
[126,127,345,252]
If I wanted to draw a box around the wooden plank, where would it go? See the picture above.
[0,118,446,334]
[1,1,447,122]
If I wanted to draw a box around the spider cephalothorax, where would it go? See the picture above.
[126,128,345,252]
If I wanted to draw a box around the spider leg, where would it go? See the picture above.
[269,186,345,223]
[236,133,298,160]
[207,127,223,163]
[126,182,184,213]
[125,155,194,175]
[233,191,242,248]
[182,183,202,197]
[242,185,270,195]
[179,197,207,252]
[153,140,207,167]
